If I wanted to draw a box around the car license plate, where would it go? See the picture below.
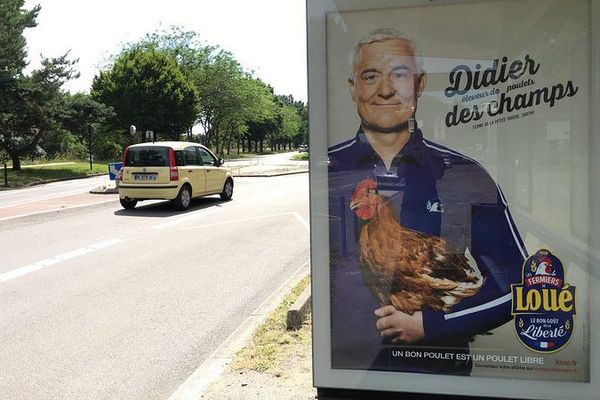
[134,174,157,181]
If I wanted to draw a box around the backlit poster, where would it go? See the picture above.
[308,0,600,398]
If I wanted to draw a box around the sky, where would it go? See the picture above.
[23,0,308,102]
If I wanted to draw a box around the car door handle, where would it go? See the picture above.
[188,170,193,172]
[206,170,211,173]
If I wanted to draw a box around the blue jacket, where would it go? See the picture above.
[328,127,527,373]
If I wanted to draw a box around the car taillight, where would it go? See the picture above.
[168,147,178,181]
[118,147,129,181]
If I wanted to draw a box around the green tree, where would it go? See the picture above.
[60,93,114,167]
[137,28,282,155]
[0,1,78,170]
[1,55,79,170]
[278,104,301,150]
[276,94,308,147]
[92,46,198,142]
[0,0,38,81]
[219,76,277,155]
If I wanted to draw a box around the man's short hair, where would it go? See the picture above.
[349,28,423,81]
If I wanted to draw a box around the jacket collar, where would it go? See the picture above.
[354,125,424,170]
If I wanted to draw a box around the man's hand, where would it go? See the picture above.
[374,305,425,344]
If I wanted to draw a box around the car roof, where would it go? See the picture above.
[127,141,207,151]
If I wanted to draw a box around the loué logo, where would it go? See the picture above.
[511,249,576,352]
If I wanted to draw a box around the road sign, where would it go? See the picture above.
[108,162,122,181]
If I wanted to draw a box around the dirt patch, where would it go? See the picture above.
[200,356,315,400]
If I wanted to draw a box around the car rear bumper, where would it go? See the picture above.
[119,184,180,200]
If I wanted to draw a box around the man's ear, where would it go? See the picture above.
[348,78,357,103]
[416,72,427,97]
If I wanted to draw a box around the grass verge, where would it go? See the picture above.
[231,276,311,374]
[2,162,108,189]
[291,153,309,161]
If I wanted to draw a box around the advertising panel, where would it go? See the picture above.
[308,0,600,398]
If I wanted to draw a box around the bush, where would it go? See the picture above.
[40,129,87,160]
[94,140,124,161]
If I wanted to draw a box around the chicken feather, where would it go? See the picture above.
[351,178,483,315]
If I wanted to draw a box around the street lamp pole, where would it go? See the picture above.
[88,125,93,171]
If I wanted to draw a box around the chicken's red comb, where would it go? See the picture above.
[352,178,377,198]
[540,256,552,264]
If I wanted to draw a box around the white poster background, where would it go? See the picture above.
[309,0,600,398]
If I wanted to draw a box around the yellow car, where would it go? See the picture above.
[117,141,234,210]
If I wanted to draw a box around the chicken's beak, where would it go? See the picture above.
[350,200,361,210]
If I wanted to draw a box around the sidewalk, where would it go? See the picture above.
[226,158,308,177]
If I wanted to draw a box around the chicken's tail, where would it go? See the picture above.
[420,263,484,312]
[448,263,484,298]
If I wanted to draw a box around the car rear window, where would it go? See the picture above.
[125,147,170,167]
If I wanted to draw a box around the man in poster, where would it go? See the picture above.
[328,29,527,375]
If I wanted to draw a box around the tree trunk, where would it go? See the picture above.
[10,153,21,171]
[260,140,264,153]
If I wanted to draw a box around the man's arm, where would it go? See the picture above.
[425,191,526,340]
[376,191,527,342]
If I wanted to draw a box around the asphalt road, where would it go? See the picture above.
[0,173,309,400]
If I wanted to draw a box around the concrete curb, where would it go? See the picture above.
[167,262,310,400]
[286,285,311,330]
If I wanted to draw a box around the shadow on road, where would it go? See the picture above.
[113,196,226,218]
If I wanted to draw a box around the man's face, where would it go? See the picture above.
[349,38,425,134]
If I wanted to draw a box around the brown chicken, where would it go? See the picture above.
[350,178,483,314]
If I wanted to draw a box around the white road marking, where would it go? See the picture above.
[292,212,309,231]
[0,198,117,222]
[150,207,223,230]
[0,239,124,284]
[177,211,308,232]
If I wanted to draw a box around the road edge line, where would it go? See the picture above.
[167,261,310,400]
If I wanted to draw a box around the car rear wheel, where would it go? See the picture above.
[120,198,138,209]
[220,178,233,201]
[173,185,192,210]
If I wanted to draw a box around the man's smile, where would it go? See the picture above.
[373,103,402,107]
